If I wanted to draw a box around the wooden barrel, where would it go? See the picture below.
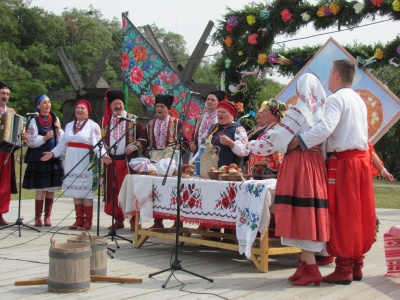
[48,242,91,293]
[67,235,108,275]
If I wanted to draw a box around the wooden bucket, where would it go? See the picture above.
[67,232,108,275]
[48,241,91,293]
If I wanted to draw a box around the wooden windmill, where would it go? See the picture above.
[47,46,112,125]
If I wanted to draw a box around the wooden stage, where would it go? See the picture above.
[0,198,399,299]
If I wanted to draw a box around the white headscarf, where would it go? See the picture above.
[295,73,327,127]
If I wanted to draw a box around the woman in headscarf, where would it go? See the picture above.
[245,98,286,174]
[206,100,249,168]
[42,100,111,230]
[245,98,286,238]
[248,73,329,286]
[23,95,65,227]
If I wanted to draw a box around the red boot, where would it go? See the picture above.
[353,256,364,281]
[322,257,353,285]
[0,214,9,225]
[69,204,84,229]
[148,218,164,229]
[35,200,44,227]
[292,264,322,286]
[108,217,125,229]
[44,198,53,226]
[288,260,307,282]
[81,205,93,230]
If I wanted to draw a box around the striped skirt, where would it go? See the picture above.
[274,148,329,242]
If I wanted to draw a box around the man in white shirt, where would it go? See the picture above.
[146,94,189,228]
[102,89,148,231]
[288,60,376,285]
[189,91,225,155]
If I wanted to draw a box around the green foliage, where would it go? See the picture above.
[0,3,121,115]
[212,1,400,90]
[192,57,220,84]
[370,65,400,180]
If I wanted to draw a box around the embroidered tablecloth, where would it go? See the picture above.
[118,174,276,257]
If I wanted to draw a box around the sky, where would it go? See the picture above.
[31,0,399,83]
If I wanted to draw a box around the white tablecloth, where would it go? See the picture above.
[118,174,276,258]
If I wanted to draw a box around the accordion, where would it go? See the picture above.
[0,112,26,150]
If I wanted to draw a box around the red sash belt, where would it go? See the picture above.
[67,142,92,149]
[331,149,367,159]
[327,149,367,214]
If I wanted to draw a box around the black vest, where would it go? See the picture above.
[24,113,59,162]
[209,122,242,168]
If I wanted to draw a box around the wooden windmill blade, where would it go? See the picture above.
[141,25,168,61]
[181,20,214,82]
[159,42,181,75]
[56,46,86,95]
[84,48,112,89]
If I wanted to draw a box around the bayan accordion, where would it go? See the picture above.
[0,112,26,150]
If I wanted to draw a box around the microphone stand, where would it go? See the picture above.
[95,141,115,259]
[1,116,40,235]
[148,94,213,288]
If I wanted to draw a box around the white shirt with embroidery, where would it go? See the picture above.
[154,116,170,149]
[197,111,217,146]
[248,107,310,155]
[109,112,128,155]
[26,116,64,148]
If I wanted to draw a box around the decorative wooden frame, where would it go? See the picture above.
[276,37,400,143]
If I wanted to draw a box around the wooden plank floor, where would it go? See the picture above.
[0,197,399,299]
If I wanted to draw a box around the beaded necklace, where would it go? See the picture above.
[38,113,52,129]
[73,119,88,135]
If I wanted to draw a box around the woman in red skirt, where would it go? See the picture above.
[248,73,329,286]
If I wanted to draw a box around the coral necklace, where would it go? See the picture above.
[38,114,52,129]
[73,119,88,134]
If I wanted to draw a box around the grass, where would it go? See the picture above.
[11,152,400,209]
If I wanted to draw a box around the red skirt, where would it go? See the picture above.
[274,148,330,242]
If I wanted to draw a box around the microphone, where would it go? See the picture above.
[117,116,137,123]
[26,112,39,117]
[189,91,201,96]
